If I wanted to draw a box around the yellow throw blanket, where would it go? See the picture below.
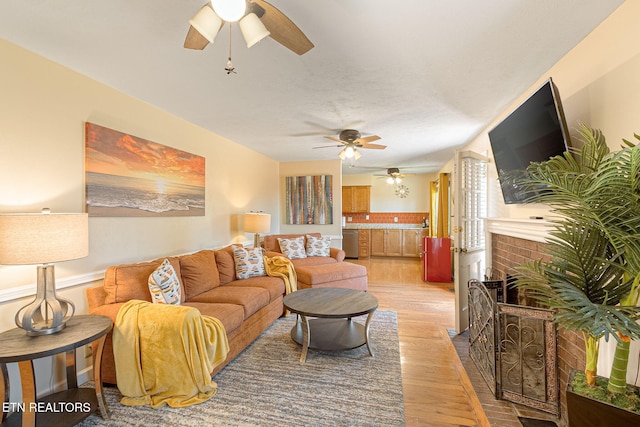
[113,300,229,408]
[264,255,297,316]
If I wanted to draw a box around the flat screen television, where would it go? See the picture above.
[488,78,571,204]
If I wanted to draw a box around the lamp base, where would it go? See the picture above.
[15,264,75,336]
[254,233,261,248]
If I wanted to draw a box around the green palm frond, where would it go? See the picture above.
[514,124,640,341]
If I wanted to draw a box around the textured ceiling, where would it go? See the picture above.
[0,0,624,175]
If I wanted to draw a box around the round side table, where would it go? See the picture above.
[0,314,112,427]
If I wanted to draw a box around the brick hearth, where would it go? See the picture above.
[490,231,585,427]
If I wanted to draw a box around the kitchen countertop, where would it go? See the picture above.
[342,223,428,230]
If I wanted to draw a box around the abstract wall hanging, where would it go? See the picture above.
[285,175,333,224]
[85,122,205,217]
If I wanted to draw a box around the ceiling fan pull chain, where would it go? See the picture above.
[225,23,236,75]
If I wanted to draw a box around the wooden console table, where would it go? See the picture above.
[0,315,112,427]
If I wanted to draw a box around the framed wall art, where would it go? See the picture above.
[285,175,333,224]
[85,122,205,217]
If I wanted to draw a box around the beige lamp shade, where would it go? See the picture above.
[239,13,270,48]
[244,212,271,234]
[189,4,223,43]
[0,212,89,265]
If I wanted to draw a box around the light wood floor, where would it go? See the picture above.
[351,257,491,427]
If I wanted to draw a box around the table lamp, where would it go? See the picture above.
[0,210,89,336]
[244,212,271,248]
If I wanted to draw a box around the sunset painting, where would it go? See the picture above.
[85,123,205,217]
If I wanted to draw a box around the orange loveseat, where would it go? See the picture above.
[86,246,285,385]
[263,233,368,291]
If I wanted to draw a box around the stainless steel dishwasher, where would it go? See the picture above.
[342,229,359,259]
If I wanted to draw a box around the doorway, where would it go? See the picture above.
[452,150,488,333]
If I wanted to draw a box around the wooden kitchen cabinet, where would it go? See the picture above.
[358,229,370,259]
[342,186,370,213]
[402,228,428,257]
[370,228,403,257]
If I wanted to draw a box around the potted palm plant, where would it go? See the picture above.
[514,125,640,426]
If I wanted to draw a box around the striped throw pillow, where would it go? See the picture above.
[148,259,181,305]
[232,245,266,279]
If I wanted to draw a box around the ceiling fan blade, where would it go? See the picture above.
[360,143,386,150]
[355,135,381,144]
[184,25,210,50]
[251,0,314,55]
[313,145,343,149]
[324,136,347,145]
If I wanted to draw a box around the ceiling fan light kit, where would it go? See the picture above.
[386,176,401,185]
[316,129,386,161]
[184,0,315,72]
[189,5,223,44]
[211,0,246,22]
[239,12,270,48]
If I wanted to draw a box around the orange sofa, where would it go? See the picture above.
[263,233,368,291]
[86,246,285,385]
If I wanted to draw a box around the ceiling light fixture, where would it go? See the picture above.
[189,5,223,43]
[239,13,270,48]
[187,2,270,74]
[211,0,246,23]
[338,145,360,160]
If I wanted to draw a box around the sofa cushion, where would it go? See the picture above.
[223,276,285,302]
[277,236,307,259]
[263,233,322,253]
[232,245,266,279]
[179,250,220,299]
[296,262,368,287]
[215,246,237,285]
[188,286,270,320]
[103,257,182,304]
[148,258,182,305]
[290,256,338,268]
[182,302,245,335]
[305,234,331,257]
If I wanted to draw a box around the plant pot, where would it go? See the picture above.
[566,370,640,427]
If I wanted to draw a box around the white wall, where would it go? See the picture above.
[443,1,640,221]
[279,160,342,245]
[0,39,280,399]
[444,1,640,384]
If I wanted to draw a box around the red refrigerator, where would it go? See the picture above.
[422,237,452,282]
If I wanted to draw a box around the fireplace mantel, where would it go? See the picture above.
[486,217,552,243]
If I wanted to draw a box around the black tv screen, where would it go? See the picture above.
[488,78,570,204]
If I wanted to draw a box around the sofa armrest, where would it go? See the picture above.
[331,247,346,262]
[86,285,108,311]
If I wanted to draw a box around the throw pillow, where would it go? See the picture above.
[232,245,266,279]
[306,234,331,257]
[148,258,182,305]
[277,236,307,259]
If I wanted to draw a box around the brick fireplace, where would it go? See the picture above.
[487,218,585,426]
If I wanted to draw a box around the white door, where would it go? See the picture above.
[452,150,488,333]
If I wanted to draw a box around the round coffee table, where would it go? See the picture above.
[283,287,378,363]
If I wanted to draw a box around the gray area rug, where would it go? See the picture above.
[79,310,404,426]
